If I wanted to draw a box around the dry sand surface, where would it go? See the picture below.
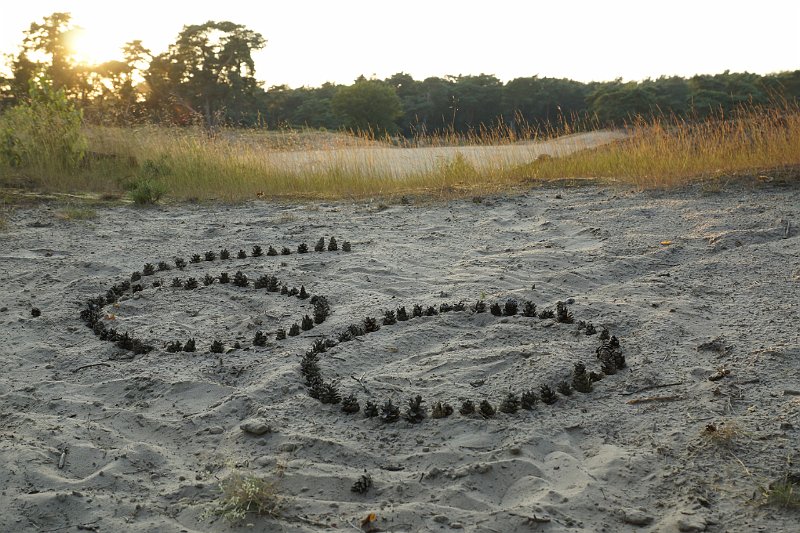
[1,183,798,532]
[255,131,627,178]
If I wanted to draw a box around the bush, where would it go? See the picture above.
[0,77,86,173]
[130,178,167,205]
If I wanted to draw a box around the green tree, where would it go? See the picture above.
[145,21,266,127]
[8,12,81,102]
[331,79,403,134]
[0,77,85,173]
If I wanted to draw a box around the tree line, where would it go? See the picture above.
[2,12,799,136]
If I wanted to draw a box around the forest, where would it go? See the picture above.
[2,12,799,137]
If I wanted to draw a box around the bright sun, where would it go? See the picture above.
[66,27,117,65]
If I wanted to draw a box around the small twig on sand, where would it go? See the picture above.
[627,395,681,405]
[288,515,333,528]
[784,220,791,239]
[58,446,67,469]
[71,362,111,373]
[351,373,370,393]
[620,381,683,396]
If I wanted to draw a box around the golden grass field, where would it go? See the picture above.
[1,105,799,204]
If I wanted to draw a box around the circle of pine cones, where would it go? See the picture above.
[299,297,626,422]
[78,238,350,355]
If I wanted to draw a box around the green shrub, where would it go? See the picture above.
[130,178,167,205]
[0,77,86,173]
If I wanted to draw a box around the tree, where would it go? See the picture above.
[145,21,266,127]
[8,13,80,102]
[331,80,403,134]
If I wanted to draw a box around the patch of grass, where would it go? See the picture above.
[56,206,97,220]
[515,105,800,189]
[701,421,744,447]
[762,475,800,509]
[3,104,798,201]
[210,470,282,523]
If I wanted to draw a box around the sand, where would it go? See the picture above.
[1,182,798,532]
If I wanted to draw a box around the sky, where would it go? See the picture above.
[1,0,798,88]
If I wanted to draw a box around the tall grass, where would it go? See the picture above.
[1,104,798,202]
[516,106,800,188]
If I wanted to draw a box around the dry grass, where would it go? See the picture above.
[56,206,97,220]
[516,106,800,188]
[211,470,282,522]
[2,104,799,202]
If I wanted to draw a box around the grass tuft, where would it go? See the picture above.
[211,470,282,523]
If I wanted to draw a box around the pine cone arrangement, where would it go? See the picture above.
[275,328,286,340]
[504,299,518,316]
[499,392,520,414]
[383,310,397,325]
[131,271,142,282]
[342,394,360,414]
[297,243,309,254]
[190,254,202,264]
[403,395,427,423]
[363,401,379,418]
[479,400,496,418]
[328,237,338,251]
[203,274,215,286]
[459,400,476,415]
[342,241,352,252]
[166,340,183,353]
[431,401,454,418]
[424,306,438,316]
[474,300,486,313]
[490,303,502,316]
[233,271,248,287]
[220,249,230,260]
[522,301,537,317]
[204,251,216,261]
[412,304,424,317]
[538,308,555,319]
[319,382,341,404]
[380,400,400,423]
[351,473,372,494]
[556,381,573,396]
[175,258,187,269]
[363,317,380,333]
[281,247,291,255]
[237,249,247,259]
[520,390,538,410]
[314,237,325,252]
[157,261,171,272]
[184,338,196,352]
[540,384,558,405]
[288,323,300,336]
[171,277,183,288]
[572,363,593,393]
[185,277,199,289]
[252,245,263,257]
[143,263,155,276]
[313,296,331,324]
[298,285,309,299]
[556,301,574,324]
[585,323,597,335]
[396,306,409,321]
[210,340,224,353]
[301,315,314,331]
[253,331,267,347]
[219,272,230,284]
[266,246,278,256]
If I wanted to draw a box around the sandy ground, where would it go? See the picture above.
[1,182,798,532]
[256,131,627,178]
